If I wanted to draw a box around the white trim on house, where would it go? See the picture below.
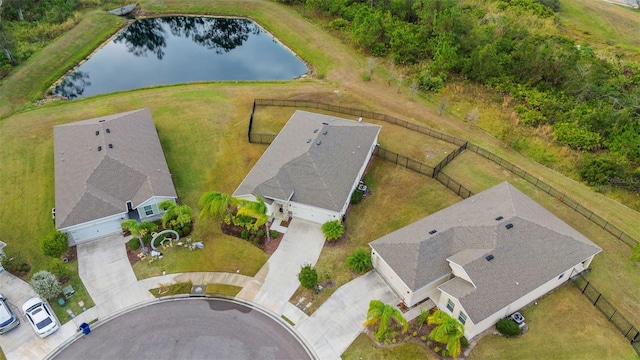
[136,196,176,221]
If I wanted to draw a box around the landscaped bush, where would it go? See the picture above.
[49,258,70,281]
[1,252,31,278]
[241,229,250,240]
[350,189,364,204]
[460,336,469,347]
[298,264,318,290]
[496,318,521,336]
[128,238,141,251]
[30,270,61,300]
[269,230,280,239]
[40,231,69,258]
[346,248,372,274]
[322,220,345,241]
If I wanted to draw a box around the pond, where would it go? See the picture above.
[52,16,308,99]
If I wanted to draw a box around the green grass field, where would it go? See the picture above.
[1,0,640,358]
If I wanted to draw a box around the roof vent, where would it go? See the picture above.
[306,139,312,143]
[428,229,437,235]
[95,130,100,136]
[314,129,319,133]
[495,216,503,221]
[322,130,328,135]
[106,128,111,133]
[108,144,113,149]
[98,146,102,151]
[505,223,514,229]
[486,254,495,261]
[316,140,321,145]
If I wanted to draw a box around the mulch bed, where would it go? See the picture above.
[61,246,77,262]
[126,246,143,266]
[221,223,284,255]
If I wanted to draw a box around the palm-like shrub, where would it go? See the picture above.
[428,310,465,359]
[363,300,408,342]
[346,248,372,274]
[30,270,61,299]
[322,220,344,241]
[298,264,318,290]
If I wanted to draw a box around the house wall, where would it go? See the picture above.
[447,261,475,286]
[339,138,379,216]
[62,212,125,246]
[371,248,411,302]
[408,274,450,307]
[288,201,340,224]
[437,290,475,339]
[137,196,176,222]
[438,256,597,339]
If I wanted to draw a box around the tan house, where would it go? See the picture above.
[54,109,177,245]
[369,182,601,339]
[234,110,380,224]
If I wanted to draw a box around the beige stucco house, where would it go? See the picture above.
[369,182,602,339]
[234,110,380,224]
[54,109,177,245]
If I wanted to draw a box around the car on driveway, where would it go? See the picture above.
[22,297,59,338]
[0,294,20,334]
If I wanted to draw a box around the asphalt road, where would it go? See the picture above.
[53,298,312,360]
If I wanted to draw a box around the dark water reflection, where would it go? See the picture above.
[53,17,308,99]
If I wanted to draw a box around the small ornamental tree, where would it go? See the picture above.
[40,231,69,258]
[346,248,372,274]
[298,264,318,290]
[322,220,344,241]
[30,270,62,300]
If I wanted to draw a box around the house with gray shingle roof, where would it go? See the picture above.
[54,108,177,245]
[233,110,381,224]
[369,182,601,339]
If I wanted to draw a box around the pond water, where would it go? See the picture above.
[52,16,308,99]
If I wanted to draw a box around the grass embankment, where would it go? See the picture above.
[342,333,439,360]
[0,10,125,119]
[469,286,638,359]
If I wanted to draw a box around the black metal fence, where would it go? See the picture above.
[571,274,640,355]
[252,98,639,250]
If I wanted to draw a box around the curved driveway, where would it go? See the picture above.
[53,298,312,360]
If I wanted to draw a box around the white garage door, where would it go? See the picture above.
[68,219,122,244]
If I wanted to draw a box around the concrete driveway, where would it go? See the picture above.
[237,219,325,315]
[297,271,400,360]
[77,234,153,318]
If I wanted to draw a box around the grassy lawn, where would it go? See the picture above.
[342,333,440,360]
[469,286,637,359]
[149,282,192,298]
[443,152,640,326]
[50,265,96,324]
[290,159,462,313]
[205,284,242,297]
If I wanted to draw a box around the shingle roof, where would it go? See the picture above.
[370,182,601,323]
[234,110,381,211]
[54,109,177,228]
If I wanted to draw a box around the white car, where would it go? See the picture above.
[0,294,20,334]
[22,297,59,338]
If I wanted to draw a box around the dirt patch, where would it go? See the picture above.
[126,246,142,266]
[61,246,78,263]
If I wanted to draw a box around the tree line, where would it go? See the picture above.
[298,0,640,190]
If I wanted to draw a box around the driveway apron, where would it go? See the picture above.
[237,219,325,315]
[77,234,153,318]
[297,271,400,360]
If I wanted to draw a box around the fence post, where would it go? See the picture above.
[582,281,589,294]
[594,293,601,305]
[609,309,617,321]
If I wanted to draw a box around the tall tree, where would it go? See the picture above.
[428,309,465,359]
[363,300,408,342]
[199,191,236,220]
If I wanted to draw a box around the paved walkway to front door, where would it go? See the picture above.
[237,219,326,315]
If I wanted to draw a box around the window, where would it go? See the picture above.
[446,299,455,312]
[144,205,153,216]
[458,312,467,325]
[558,273,564,280]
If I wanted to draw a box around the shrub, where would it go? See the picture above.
[49,258,70,280]
[128,238,141,251]
[496,318,521,336]
[256,229,266,239]
[241,229,250,240]
[346,248,372,274]
[298,264,318,290]
[579,154,625,186]
[421,336,427,341]
[328,18,349,30]
[41,231,69,258]
[350,189,364,204]
[460,336,469,347]
[30,271,62,300]
[322,220,345,241]
[1,253,31,277]
[269,230,280,239]
[417,70,444,92]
